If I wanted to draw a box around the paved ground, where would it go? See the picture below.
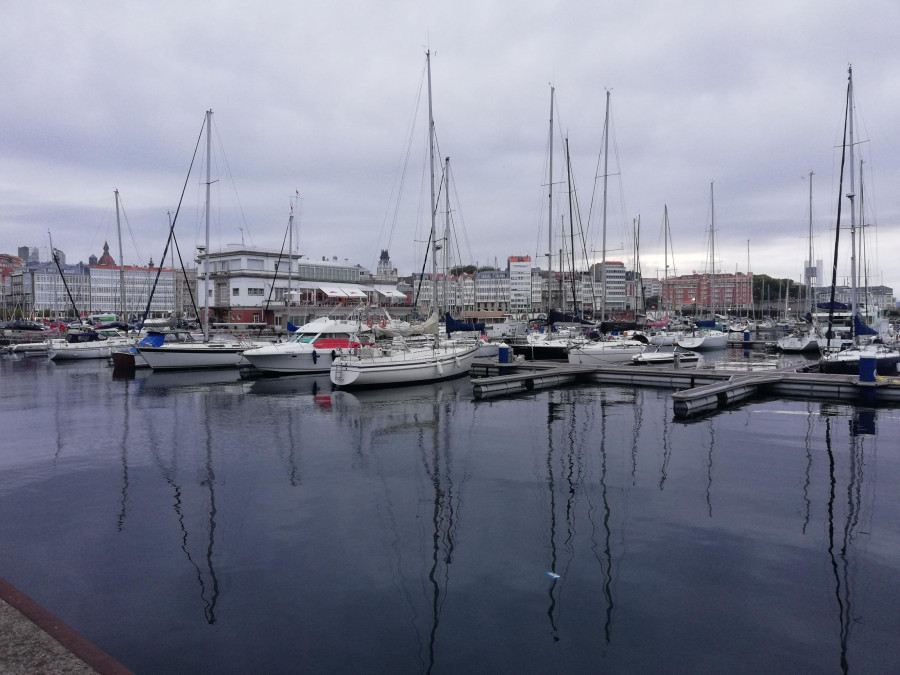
[0,578,132,675]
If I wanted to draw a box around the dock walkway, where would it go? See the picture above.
[470,358,900,417]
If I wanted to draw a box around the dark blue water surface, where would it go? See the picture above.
[2,354,899,673]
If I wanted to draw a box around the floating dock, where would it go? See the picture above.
[470,358,900,417]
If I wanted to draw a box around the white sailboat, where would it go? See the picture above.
[567,336,647,365]
[819,67,900,376]
[678,182,727,351]
[329,52,478,388]
[138,110,264,370]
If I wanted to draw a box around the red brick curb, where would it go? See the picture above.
[0,577,133,675]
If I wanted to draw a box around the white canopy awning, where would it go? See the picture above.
[341,288,367,298]
[377,288,407,299]
[318,286,346,297]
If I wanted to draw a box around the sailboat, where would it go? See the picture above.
[648,205,687,345]
[819,67,900,376]
[778,171,822,353]
[329,52,478,387]
[678,183,727,350]
[137,110,265,370]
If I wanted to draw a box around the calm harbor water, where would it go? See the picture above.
[1,352,899,673]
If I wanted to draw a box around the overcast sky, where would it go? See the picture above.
[3,1,899,295]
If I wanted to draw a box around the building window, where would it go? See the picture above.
[248,288,264,296]
[232,288,240,296]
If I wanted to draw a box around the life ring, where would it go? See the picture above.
[366,317,374,328]
[379,318,387,328]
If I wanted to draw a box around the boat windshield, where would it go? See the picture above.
[290,330,350,344]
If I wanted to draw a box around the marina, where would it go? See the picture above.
[2,348,900,672]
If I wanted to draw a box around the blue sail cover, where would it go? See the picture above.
[137,333,166,348]
[853,314,877,336]
[695,319,717,328]
[445,313,486,336]
[287,322,299,332]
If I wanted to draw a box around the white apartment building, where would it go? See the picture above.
[3,262,174,319]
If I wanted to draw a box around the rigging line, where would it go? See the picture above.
[826,74,851,345]
[172,232,199,321]
[141,113,206,324]
[374,60,427,273]
[258,214,292,337]
[117,197,146,268]
[447,162,475,266]
[212,118,253,246]
[48,231,82,319]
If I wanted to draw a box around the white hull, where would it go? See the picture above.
[567,340,646,365]
[49,344,112,360]
[632,345,699,365]
[330,343,478,387]
[243,317,370,374]
[242,343,334,374]
[648,332,682,346]
[9,341,50,354]
[777,333,820,353]
[677,330,727,350]
[138,342,253,370]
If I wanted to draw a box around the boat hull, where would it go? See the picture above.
[819,350,900,376]
[330,344,478,387]
[777,334,820,353]
[48,344,113,360]
[566,341,646,365]
[137,344,250,370]
[242,343,337,374]
[677,331,727,350]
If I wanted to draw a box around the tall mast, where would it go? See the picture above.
[203,109,212,342]
[546,85,554,315]
[600,91,610,323]
[806,171,814,316]
[426,51,438,330]
[565,137,577,316]
[114,189,127,323]
[288,202,293,318]
[444,156,451,315]
[846,67,858,343]
[859,159,868,320]
[709,181,715,319]
[663,205,669,315]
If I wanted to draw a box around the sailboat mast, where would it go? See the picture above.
[600,91,610,323]
[426,51,438,327]
[709,181,716,320]
[444,156,451,316]
[663,205,669,316]
[114,189,127,323]
[846,67,858,343]
[203,109,212,342]
[565,137,577,316]
[859,159,868,321]
[547,85,554,316]
[288,204,293,319]
[807,171,814,316]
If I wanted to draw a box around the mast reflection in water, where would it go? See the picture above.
[1,357,900,673]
